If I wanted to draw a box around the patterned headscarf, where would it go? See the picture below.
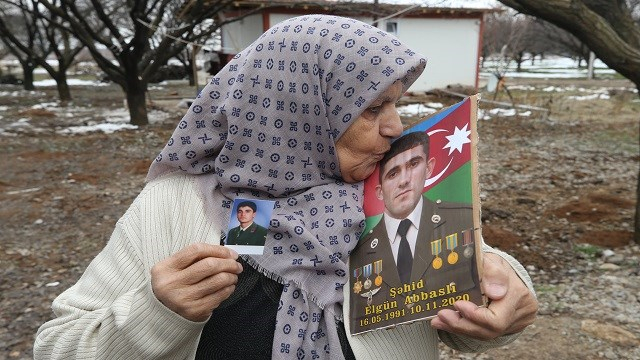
[148,15,426,359]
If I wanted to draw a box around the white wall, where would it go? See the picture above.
[392,18,481,91]
[268,13,294,27]
[221,14,481,92]
[269,13,370,29]
[221,13,264,53]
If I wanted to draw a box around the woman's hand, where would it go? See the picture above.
[151,243,243,322]
[430,252,538,339]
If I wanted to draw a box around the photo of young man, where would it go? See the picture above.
[349,131,482,333]
[226,200,268,246]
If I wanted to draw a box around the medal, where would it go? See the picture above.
[431,239,443,270]
[373,259,383,287]
[364,278,372,290]
[363,263,372,290]
[353,281,362,294]
[464,246,474,258]
[462,229,474,258]
[353,268,362,294]
[448,251,459,264]
[360,287,381,306]
[446,233,459,265]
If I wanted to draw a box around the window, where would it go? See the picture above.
[386,21,398,35]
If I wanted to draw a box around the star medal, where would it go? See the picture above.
[431,239,443,270]
[363,263,373,290]
[373,259,383,287]
[353,268,362,294]
[462,229,474,258]
[446,233,459,265]
[353,281,362,294]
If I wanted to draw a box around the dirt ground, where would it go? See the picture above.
[1,77,638,359]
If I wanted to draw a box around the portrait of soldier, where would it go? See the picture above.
[226,200,268,246]
[349,131,482,333]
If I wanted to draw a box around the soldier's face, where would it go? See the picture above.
[376,145,434,219]
[237,206,256,226]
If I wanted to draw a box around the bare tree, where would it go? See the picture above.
[0,0,41,90]
[481,11,533,105]
[523,18,554,65]
[173,47,197,86]
[0,0,85,103]
[509,17,539,72]
[535,20,592,66]
[482,10,511,64]
[482,11,535,71]
[37,0,264,126]
[0,30,11,76]
[483,9,594,69]
[498,0,640,244]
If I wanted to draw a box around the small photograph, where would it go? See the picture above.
[225,198,275,255]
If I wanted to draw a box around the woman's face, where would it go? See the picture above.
[336,81,404,183]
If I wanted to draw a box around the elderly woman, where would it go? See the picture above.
[34,15,536,359]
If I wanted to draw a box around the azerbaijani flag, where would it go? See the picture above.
[361,96,479,234]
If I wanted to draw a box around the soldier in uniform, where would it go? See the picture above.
[349,132,482,334]
[226,200,268,246]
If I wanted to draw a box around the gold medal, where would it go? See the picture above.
[448,251,458,265]
[353,280,362,294]
[431,239,443,269]
[445,233,459,265]
[433,256,443,269]
[373,260,383,287]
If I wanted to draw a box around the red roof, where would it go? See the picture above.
[181,0,496,20]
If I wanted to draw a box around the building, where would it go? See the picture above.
[204,0,496,92]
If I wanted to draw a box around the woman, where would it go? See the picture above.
[35,15,536,359]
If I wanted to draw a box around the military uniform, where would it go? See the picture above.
[226,222,268,246]
[348,195,483,334]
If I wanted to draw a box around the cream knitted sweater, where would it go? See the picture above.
[34,173,534,359]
